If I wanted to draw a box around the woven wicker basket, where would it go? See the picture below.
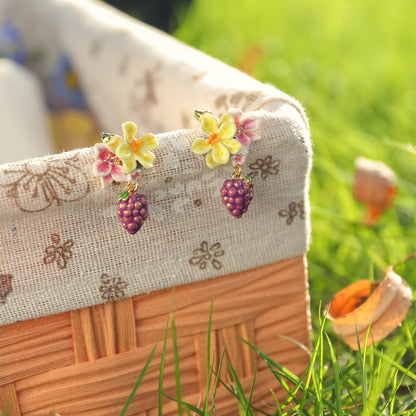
[0,1,311,414]
[0,256,310,416]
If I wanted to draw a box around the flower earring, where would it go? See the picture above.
[92,121,159,234]
[191,108,259,218]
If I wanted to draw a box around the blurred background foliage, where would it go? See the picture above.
[106,0,416,324]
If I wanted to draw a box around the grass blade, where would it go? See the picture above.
[119,344,157,416]
[325,334,342,415]
[204,302,214,413]
[171,313,183,416]
[245,362,256,416]
[158,321,169,416]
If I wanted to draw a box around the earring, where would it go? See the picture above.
[191,108,259,218]
[92,121,159,234]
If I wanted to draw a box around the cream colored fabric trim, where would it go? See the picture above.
[0,0,311,326]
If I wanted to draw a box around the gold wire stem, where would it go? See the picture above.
[232,164,244,180]
[127,182,139,194]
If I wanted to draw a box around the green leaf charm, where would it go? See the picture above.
[117,190,130,202]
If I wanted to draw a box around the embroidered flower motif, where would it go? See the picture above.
[49,54,88,111]
[189,241,224,270]
[0,21,25,64]
[279,201,305,225]
[248,156,280,180]
[43,234,74,270]
[92,143,140,186]
[99,273,128,301]
[0,274,13,305]
[0,153,90,213]
[105,121,159,174]
[191,112,241,169]
[228,107,259,147]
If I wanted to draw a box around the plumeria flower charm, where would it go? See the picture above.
[191,111,241,169]
[105,121,159,174]
[92,121,158,235]
[192,109,258,218]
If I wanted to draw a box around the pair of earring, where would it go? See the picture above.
[92,108,259,235]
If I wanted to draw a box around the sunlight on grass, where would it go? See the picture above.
[172,0,416,413]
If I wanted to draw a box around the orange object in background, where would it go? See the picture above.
[353,157,397,226]
[328,266,412,350]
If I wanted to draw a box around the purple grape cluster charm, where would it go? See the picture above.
[221,165,254,218]
[117,190,148,235]
[221,177,254,218]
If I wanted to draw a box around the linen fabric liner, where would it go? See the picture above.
[0,0,311,326]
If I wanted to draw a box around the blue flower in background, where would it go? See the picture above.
[48,53,88,111]
[0,21,26,64]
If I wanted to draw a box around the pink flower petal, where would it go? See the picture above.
[101,174,114,186]
[111,164,127,182]
[127,171,141,183]
[92,161,111,177]
[238,132,251,147]
[242,118,258,131]
[233,154,246,165]
[94,143,106,157]
[98,146,112,161]
[227,107,243,125]
[245,131,259,140]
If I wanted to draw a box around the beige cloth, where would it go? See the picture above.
[0,0,311,326]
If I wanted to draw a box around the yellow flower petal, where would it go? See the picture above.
[123,157,137,174]
[191,138,211,154]
[200,112,218,136]
[122,121,137,140]
[217,121,236,140]
[116,142,134,160]
[222,138,242,154]
[139,133,159,152]
[106,134,123,153]
[137,151,156,169]
[212,142,230,165]
[219,113,234,125]
[206,151,218,169]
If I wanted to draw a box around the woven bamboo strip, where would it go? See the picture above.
[15,337,198,415]
[134,256,306,345]
[193,330,218,391]
[133,256,304,320]
[0,313,74,386]
[115,297,136,352]
[0,384,21,416]
[237,320,256,378]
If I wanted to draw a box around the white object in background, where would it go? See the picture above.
[0,59,54,163]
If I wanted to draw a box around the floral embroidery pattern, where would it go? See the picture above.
[99,274,128,301]
[43,234,74,270]
[0,275,13,305]
[215,91,263,112]
[279,201,305,225]
[0,153,90,212]
[189,241,224,270]
[248,156,280,180]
